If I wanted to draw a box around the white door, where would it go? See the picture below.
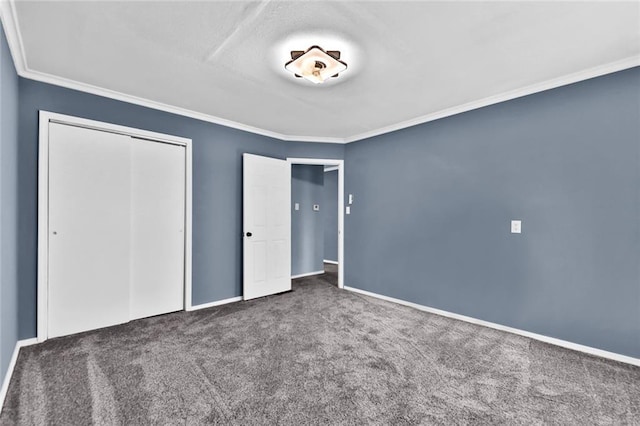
[130,139,185,320]
[48,123,186,338]
[243,154,291,300]
[48,123,132,338]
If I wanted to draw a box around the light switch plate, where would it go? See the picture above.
[348,194,354,204]
[511,220,522,234]
[294,203,299,211]
[313,204,320,211]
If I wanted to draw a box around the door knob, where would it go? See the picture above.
[246,232,252,237]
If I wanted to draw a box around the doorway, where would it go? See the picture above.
[287,158,344,289]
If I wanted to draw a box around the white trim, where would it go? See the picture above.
[344,286,640,367]
[0,0,27,73]
[184,140,193,311]
[21,69,345,145]
[0,0,341,144]
[323,259,339,265]
[2,1,637,144]
[342,56,640,143]
[187,296,242,311]
[324,166,339,172]
[288,158,343,166]
[291,270,325,279]
[37,113,49,343]
[0,338,38,411]
[287,158,344,289]
[37,111,193,342]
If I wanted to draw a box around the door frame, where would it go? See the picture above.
[287,158,344,289]
[37,111,193,342]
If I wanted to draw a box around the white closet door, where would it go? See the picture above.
[130,139,185,320]
[48,123,132,338]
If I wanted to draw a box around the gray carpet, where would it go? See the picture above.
[1,265,639,425]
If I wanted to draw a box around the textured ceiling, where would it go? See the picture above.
[9,1,640,141]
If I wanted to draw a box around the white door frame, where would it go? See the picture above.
[287,158,344,289]
[37,111,193,342]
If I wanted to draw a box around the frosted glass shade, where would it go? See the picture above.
[285,46,347,84]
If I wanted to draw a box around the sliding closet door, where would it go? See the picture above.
[48,123,186,339]
[48,123,132,338]
[129,140,185,320]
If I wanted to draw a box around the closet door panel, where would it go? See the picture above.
[129,140,185,320]
[48,123,131,338]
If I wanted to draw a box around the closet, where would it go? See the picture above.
[45,121,186,338]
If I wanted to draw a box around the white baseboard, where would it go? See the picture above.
[187,296,242,311]
[292,270,324,279]
[344,286,640,367]
[0,338,38,411]
[323,260,339,265]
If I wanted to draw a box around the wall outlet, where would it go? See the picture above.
[346,206,351,215]
[511,220,522,234]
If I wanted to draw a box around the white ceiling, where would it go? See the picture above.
[5,1,640,142]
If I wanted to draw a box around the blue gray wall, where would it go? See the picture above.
[2,19,637,363]
[291,165,325,276]
[16,79,343,339]
[0,21,20,384]
[344,67,640,358]
[323,170,339,262]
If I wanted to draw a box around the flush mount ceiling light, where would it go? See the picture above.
[285,46,347,84]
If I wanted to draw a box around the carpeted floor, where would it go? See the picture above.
[1,264,639,425]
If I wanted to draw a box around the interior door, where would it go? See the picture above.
[243,154,291,300]
[129,139,186,320]
[48,123,132,338]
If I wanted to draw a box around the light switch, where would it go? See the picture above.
[346,206,351,215]
[294,203,299,211]
[511,220,522,234]
[348,194,354,205]
[313,204,320,211]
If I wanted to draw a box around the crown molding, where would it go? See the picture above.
[22,67,346,143]
[0,0,26,71]
[2,1,638,145]
[0,0,345,144]
[21,68,346,144]
[24,67,337,142]
[343,55,640,143]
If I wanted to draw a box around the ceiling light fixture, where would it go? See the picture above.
[285,45,347,84]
